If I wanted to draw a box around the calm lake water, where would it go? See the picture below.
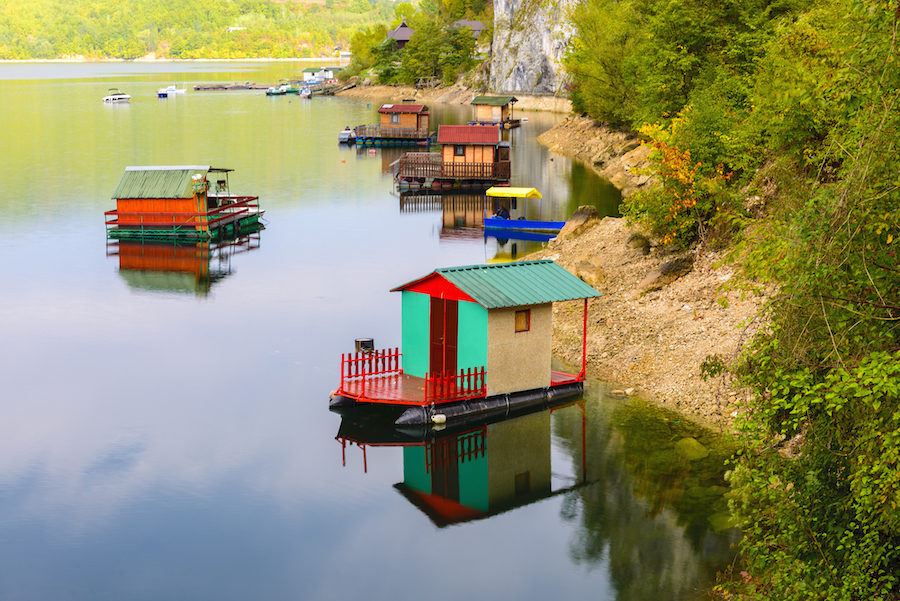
[0,62,736,600]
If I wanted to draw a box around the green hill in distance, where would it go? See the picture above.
[0,0,395,59]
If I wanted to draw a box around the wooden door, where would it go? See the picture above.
[429,297,458,377]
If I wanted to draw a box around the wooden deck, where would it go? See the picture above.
[354,125,431,142]
[395,153,511,181]
[335,370,581,407]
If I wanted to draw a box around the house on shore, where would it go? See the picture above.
[355,103,432,146]
[452,19,486,40]
[395,124,510,189]
[302,66,341,81]
[470,95,520,128]
[387,20,414,49]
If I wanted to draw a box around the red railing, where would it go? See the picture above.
[338,347,403,397]
[424,367,487,404]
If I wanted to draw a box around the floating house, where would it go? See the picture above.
[395,124,510,189]
[105,166,263,240]
[108,233,261,296]
[387,20,414,49]
[336,405,590,526]
[330,260,601,425]
[355,104,432,146]
[470,96,520,128]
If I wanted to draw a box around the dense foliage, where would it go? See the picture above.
[568,0,899,597]
[0,0,395,59]
[342,0,489,85]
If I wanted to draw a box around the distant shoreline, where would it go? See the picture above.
[0,57,344,64]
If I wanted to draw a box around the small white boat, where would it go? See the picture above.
[103,89,131,103]
[157,85,185,98]
[300,87,312,99]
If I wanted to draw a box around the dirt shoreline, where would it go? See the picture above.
[337,84,573,113]
[537,115,653,196]
[535,215,764,428]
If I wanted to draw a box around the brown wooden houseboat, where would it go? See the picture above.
[354,104,432,146]
[394,125,510,189]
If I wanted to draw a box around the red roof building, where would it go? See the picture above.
[378,104,428,115]
[437,124,501,145]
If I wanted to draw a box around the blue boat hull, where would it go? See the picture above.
[483,217,565,232]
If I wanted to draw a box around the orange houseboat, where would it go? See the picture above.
[354,104,432,146]
[104,166,263,240]
[330,260,601,425]
[394,124,511,190]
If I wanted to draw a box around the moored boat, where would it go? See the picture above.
[338,126,357,144]
[103,89,131,103]
[483,187,566,233]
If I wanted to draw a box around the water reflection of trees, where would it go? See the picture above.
[553,396,739,601]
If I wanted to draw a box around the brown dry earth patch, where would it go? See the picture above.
[534,214,766,427]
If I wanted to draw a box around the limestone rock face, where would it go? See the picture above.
[489,0,578,95]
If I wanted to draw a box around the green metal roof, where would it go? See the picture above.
[471,95,518,106]
[112,166,210,199]
[394,260,601,309]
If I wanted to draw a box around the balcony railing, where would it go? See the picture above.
[338,347,403,398]
[424,367,487,404]
[396,153,511,181]
[105,196,260,233]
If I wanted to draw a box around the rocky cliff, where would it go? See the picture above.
[489,0,577,95]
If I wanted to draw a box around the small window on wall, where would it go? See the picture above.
[454,145,465,157]
[515,309,531,332]
[390,113,400,124]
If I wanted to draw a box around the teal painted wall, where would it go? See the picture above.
[458,441,489,511]
[403,447,431,494]
[401,291,430,378]
[457,301,488,371]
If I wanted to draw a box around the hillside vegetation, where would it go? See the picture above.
[0,0,394,59]
[566,0,898,598]
[342,0,491,85]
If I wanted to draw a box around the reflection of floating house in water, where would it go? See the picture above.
[107,233,261,296]
[354,104,432,146]
[330,260,600,425]
[469,95,520,129]
[336,405,588,526]
[104,166,263,240]
[395,125,511,190]
[399,192,489,240]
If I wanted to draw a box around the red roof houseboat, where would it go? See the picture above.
[330,260,601,425]
[394,124,511,190]
[354,103,432,146]
[104,166,263,240]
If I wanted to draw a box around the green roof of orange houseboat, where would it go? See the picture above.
[392,260,601,309]
[112,166,233,199]
[470,95,518,107]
